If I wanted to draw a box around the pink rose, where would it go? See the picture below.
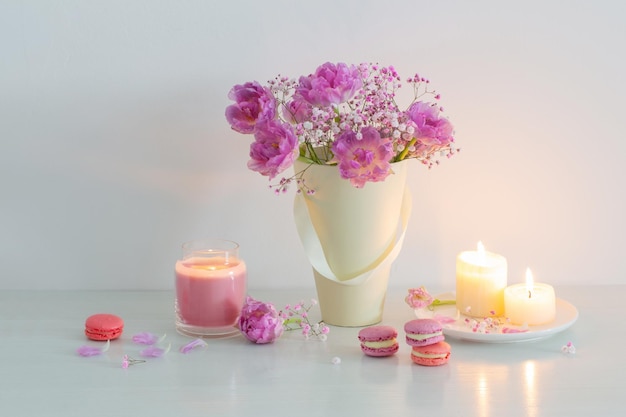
[296,62,362,107]
[331,126,393,188]
[226,81,277,134]
[238,296,284,344]
[247,120,298,180]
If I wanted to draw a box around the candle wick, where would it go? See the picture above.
[528,290,532,299]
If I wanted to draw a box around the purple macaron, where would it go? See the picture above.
[404,319,444,347]
[358,325,399,357]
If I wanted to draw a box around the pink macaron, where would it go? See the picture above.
[404,318,444,347]
[411,341,451,366]
[84,313,124,341]
[358,325,399,357]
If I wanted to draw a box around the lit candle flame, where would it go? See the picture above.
[477,241,485,254]
[476,241,486,265]
[525,268,534,299]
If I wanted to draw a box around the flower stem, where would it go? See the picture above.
[395,137,417,162]
[303,143,323,164]
[297,155,317,165]
[283,317,303,327]
[428,299,456,311]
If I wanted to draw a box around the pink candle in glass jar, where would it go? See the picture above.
[175,239,246,337]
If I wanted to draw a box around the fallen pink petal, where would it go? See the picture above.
[140,343,171,358]
[180,339,207,354]
[77,346,103,357]
[132,332,159,345]
[502,327,529,334]
[77,339,110,357]
[433,314,457,324]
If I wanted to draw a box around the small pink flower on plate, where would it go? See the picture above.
[405,286,434,309]
[502,327,529,334]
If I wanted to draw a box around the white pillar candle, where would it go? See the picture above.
[504,268,556,325]
[456,242,507,318]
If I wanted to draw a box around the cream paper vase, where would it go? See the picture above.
[293,159,412,326]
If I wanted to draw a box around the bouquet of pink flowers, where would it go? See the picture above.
[226,62,457,189]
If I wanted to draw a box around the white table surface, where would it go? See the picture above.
[0,285,623,417]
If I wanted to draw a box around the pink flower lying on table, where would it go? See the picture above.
[238,296,284,344]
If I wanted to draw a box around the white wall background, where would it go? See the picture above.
[2,0,625,291]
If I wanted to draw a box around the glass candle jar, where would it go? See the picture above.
[175,239,247,337]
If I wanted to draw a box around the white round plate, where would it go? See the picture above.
[414,293,578,343]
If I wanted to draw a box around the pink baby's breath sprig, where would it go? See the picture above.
[561,341,576,354]
[281,299,330,341]
[269,165,315,196]
[121,354,145,369]
[465,314,506,334]
[463,311,529,334]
